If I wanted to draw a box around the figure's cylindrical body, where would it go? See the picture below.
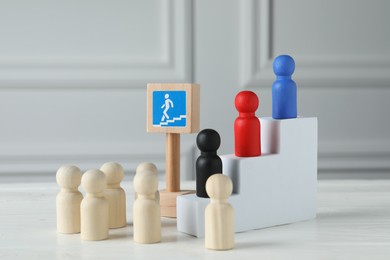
[196,155,222,198]
[133,198,161,244]
[234,115,261,157]
[272,79,297,119]
[81,196,109,241]
[205,201,234,250]
[104,187,126,229]
[56,190,83,233]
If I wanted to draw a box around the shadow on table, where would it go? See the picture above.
[109,233,129,240]
[235,241,290,250]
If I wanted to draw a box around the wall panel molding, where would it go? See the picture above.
[0,0,193,89]
[0,141,196,180]
[239,0,390,89]
[318,140,390,171]
[239,0,390,173]
[0,1,196,178]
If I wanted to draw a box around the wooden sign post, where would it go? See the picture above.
[147,83,200,217]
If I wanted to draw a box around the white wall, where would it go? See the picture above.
[0,0,389,179]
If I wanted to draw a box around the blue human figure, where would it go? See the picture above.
[272,55,297,119]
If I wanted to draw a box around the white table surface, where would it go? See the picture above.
[0,179,389,260]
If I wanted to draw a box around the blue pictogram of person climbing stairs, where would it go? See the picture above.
[153,90,187,127]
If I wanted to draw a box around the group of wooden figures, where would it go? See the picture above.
[56,161,234,250]
[56,162,160,243]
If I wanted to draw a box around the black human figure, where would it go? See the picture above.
[196,129,222,198]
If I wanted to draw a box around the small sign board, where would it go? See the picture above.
[147,83,200,134]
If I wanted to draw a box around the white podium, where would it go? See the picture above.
[177,117,318,237]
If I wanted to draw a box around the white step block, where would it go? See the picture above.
[177,117,318,237]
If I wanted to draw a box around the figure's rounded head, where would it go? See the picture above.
[206,174,233,200]
[82,169,106,194]
[133,172,158,196]
[235,91,259,113]
[56,165,82,189]
[196,129,221,152]
[273,55,295,76]
[136,162,158,176]
[100,162,124,185]
[165,93,169,99]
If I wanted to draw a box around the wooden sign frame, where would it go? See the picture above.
[147,83,200,134]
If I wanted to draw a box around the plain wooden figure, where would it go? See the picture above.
[80,169,109,241]
[196,129,222,198]
[133,172,161,244]
[56,165,83,234]
[205,174,234,250]
[100,162,126,229]
[135,162,160,203]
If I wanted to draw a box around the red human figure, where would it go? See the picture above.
[234,91,261,157]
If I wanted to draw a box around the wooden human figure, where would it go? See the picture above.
[205,174,234,250]
[100,162,126,229]
[196,129,222,198]
[135,162,160,203]
[80,169,109,241]
[56,165,83,234]
[133,170,161,244]
[234,91,261,157]
[272,54,297,119]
